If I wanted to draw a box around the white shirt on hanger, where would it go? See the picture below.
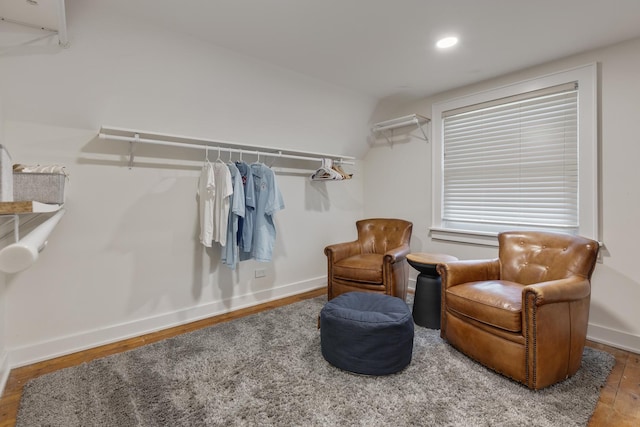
[197,161,215,247]
[212,160,233,246]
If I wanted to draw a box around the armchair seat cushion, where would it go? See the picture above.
[333,254,383,284]
[446,280,523,333]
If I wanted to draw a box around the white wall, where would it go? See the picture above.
[365,36,640,353]
[0,97,8,387]
[0,271,6,391]
[0,1,374,368]
[3,1,636,382]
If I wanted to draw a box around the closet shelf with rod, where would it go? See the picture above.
[99,126,356,168]
[371,114,430,143]
[0,204,65,274]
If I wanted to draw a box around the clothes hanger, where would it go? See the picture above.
[332,161,353,179]
[215,146,226,164]
[311,158,343,181]
[235,149,244,164]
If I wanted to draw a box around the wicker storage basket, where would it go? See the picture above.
[13,172,66,204]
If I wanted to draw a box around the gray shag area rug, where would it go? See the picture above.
[17,296,614,426]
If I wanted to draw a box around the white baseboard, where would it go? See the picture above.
[0,350,9,397]
[587,323,640,355]
[8,277,327,369]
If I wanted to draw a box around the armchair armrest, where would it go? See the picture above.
[522,276,591,306]
[383,244,411,264]
[324,241,361,263]
[437,259,501,289]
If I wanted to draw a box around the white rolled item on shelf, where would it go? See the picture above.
[0,209,65,274]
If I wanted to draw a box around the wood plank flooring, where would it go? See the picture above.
[586,340,640,426]
[1,288,638,426]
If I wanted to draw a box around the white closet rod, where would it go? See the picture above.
[0,209,66,274]
[99,128,355,166]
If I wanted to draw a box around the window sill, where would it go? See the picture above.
[429,227,499,247]
[430,226,604,256]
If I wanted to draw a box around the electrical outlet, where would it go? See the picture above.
[255,269,266,278]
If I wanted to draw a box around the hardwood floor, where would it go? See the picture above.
[0,288,638,426]
[586,340,640,426]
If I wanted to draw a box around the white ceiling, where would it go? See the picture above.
[4,0,640,100]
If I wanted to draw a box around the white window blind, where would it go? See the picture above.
[441,83,579,233]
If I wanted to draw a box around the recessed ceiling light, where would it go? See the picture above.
[436,36,459,49]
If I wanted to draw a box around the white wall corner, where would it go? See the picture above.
[0,350,9,397]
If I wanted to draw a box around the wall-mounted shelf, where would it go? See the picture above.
[0,202,65,274]
[0,201,63,214]
[0,0,69,49]
[0,201,63,242]
[371,114,430,143]
[99,125,356,169]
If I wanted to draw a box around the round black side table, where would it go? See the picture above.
[407,253,458,329]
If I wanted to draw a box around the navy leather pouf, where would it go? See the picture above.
[320,292,414,375]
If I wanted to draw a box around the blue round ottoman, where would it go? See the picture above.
[320,292,414,375]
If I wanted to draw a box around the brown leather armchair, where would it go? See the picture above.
[437,231,599,390]
[324,218,412,301]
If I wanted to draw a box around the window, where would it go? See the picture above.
[431,64,598,245]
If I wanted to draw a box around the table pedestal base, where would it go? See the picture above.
[407,252,458,330]
[412,265,441,329]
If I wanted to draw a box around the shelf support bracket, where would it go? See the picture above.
[382,130,393,145]
[13,214,19,243]
[128,134,139,169]
[415,117,429,143]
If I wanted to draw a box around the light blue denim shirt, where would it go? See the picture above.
[245,162,284,262]
[235,161,256,258]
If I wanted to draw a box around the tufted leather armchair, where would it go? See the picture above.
[437,231,600,390]
[324,218,412,301]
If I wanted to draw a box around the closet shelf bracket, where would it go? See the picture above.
[128,133,139,169]
[371,114,430,143]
